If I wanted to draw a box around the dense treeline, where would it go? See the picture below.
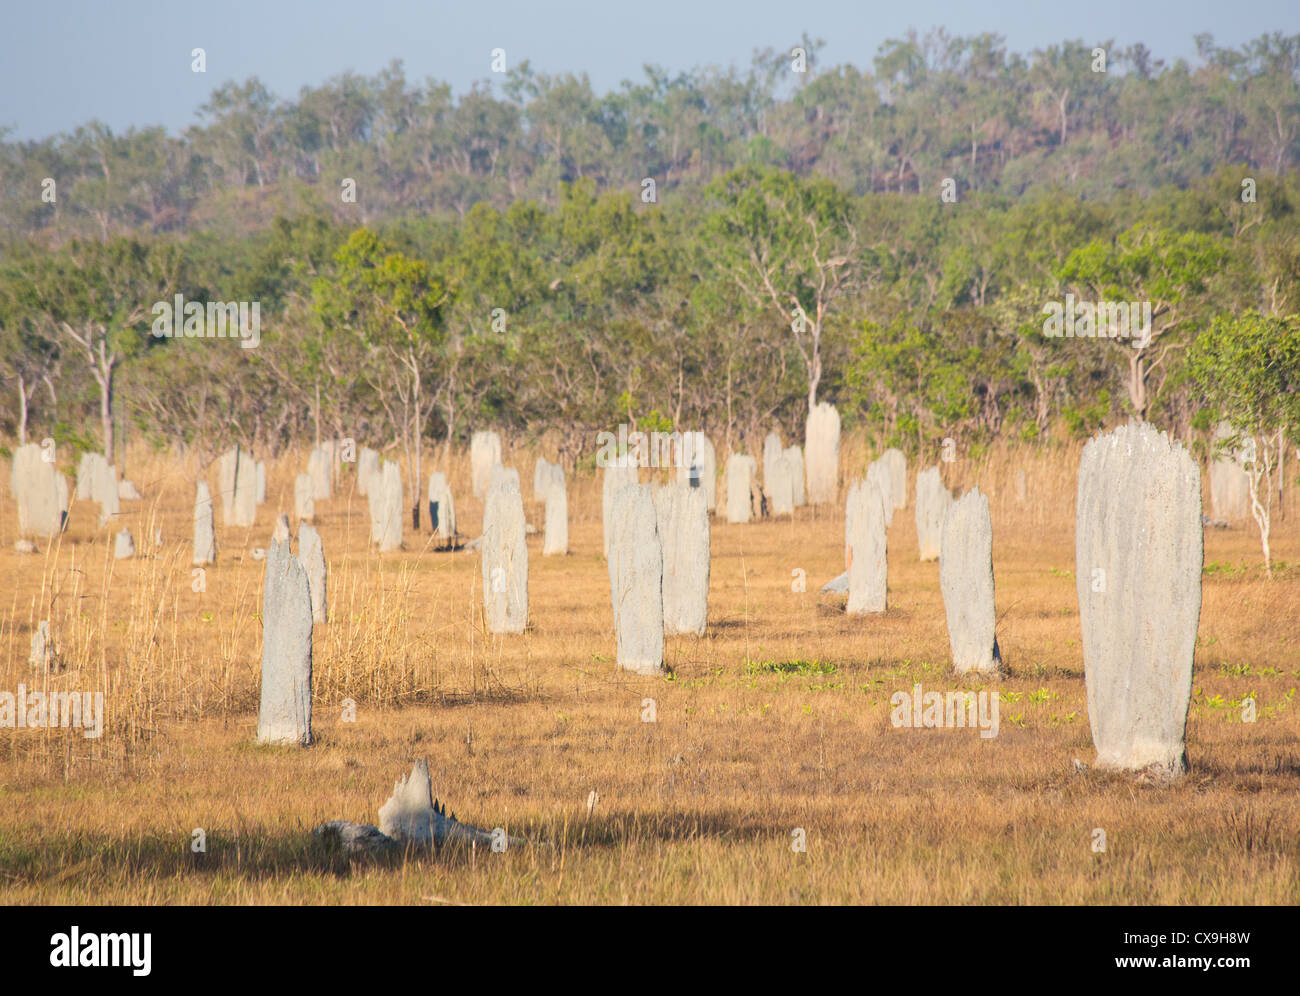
[0,30,1298,492]
[3,31,1300,241]
[2,166,1296,460]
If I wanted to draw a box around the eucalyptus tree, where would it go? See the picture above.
[0,249,61,444]
[22,236,181,463]
[1190,311,1300,576]
[1055,224,1228,420]
[312,228,448,526]
[701,166,860,410]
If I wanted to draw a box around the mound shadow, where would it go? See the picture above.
[1,806,787,891]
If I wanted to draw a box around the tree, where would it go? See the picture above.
[313,229,448,527]
[192,79,284,191]
[702,166,861,408]
[0,248,63,444]
[1189,311,1300,576]
[1056,225,1227,419]
[22,237,179,464]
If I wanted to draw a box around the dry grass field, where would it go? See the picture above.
[1,438,1297,904]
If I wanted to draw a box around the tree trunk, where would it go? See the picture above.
[443,403,455,466]
[411,357,422,530]
[441,362,459,467]
[101,366,115,461]
[17,374,28,446]
[806,323,822,410]
[113,381,127,473]
[1127,351,1147,420]
[1278,427,1286,522]
[673,360,683,429]
[1246,434,1274,579]
[725,355,735,455]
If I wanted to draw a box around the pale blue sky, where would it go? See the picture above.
[2,0,1298,141]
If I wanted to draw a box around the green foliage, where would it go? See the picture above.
[4,40,1300,460]
[4,31,1300,247]
[1189,310,1300,576]
[1057,225,1228,308]
[49,421,99,460]
[1062,389,1111,439]
[641,410,675,436]
[745,659,837,675]
[1189,311,1300,437]
[846,317,977,442]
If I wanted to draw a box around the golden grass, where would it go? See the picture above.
[0,439,1297,904]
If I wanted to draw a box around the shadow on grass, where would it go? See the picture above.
[0,808,790,890]
[310,685,545,715]
[1189,750,1300,780]
[0,828,485,889]
[706,618,750,630]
